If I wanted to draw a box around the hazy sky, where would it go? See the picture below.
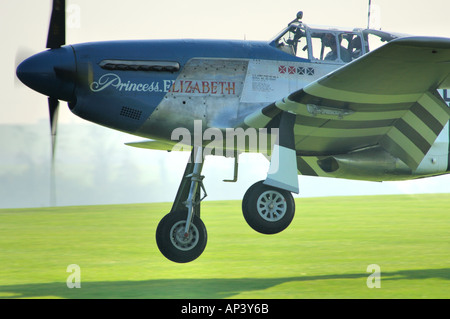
[1,0,449,206]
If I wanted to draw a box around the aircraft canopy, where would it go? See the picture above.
[271,21,405,64]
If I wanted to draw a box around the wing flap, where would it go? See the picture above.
[379,91,450,168]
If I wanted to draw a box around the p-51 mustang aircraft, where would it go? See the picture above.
[17,1,450,263]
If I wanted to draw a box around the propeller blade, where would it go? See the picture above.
[46,0,66,206]
[46,0,66,49]
[48,97,60,206]
[48,97,60,161]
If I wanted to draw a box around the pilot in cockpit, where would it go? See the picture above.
[323,33,351,63]
[350,36,362,59]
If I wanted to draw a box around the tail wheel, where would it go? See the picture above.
[156,211,207,263]
[242,180,295,234]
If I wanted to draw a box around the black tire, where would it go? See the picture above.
[156,211,207,263]
[241,181,260,214]
[242,180,295,234]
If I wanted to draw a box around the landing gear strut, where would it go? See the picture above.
[155,111,298,262]
[156,146,208,263]
[242,111,297,234]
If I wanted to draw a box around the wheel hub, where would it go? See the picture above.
[170,221,199,251]
[257,190,287,222]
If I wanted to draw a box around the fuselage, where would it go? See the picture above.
[17,27,450,182]
[70,39,305,137]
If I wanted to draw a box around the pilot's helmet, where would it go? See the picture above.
[323,33,336,47]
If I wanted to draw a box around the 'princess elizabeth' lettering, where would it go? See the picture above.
[90,74,237,95]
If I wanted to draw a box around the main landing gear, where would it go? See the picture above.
[155,150,296,263]
[155,112,299,263]
[156,146,208,263]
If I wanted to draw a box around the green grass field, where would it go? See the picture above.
[0,194,449,299]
